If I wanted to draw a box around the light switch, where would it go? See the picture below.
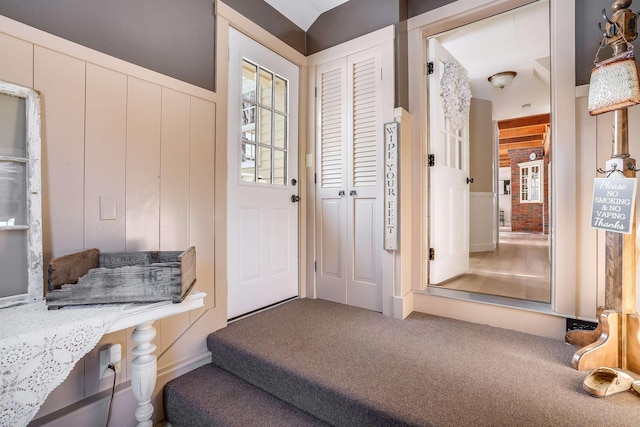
[305,153,313,168]
[100,196,117,220]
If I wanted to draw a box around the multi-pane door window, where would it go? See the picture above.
[519,160,543,203]
[240,59,288,185]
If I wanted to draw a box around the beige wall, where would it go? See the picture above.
[469,98,494,193]
[0,4,310,423]
[0,17,220,426]
[575,85,640,319]
[469,98,496,252]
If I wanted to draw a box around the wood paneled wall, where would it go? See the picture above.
[0,16,218,425]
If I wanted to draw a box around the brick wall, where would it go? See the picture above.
[509,147,549,234]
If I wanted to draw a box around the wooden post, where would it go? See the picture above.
[572,0,640,374]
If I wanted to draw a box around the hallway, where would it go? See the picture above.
[433,232,551,303]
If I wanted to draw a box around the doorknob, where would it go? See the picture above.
[466,177,474,184]
[349,190,357,196]
[338,190,345,197]
[291,195,300,203]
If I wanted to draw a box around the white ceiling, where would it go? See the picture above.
[264,0,349,30]
[435,1,550,120]
[268,0,549,121]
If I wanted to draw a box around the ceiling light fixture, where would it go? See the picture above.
[488,71,517,89]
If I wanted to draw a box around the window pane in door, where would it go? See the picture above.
[241,102,256,141]
[0,94,26,158]
[275,76,287,112]
[260,69,273,107]
[259,107,272,145]
[242,61,257,102]
[242,142,256,183]
[0,230,27,298]
[274,113,286,149]
[258,146,272,184]
[0,161,26,226]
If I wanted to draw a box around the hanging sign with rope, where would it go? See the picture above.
[591,161,637,234]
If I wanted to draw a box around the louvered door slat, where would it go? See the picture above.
[351,54,378,188]
[320,67,344,188]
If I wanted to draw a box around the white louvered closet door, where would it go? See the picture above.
[316,47,382,312]
[316,58,348,305]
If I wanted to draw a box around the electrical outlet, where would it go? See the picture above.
[99,344,122,379]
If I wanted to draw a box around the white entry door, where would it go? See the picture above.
[427,37,470,284]
[315,48,383,312]
[227,28,299,319]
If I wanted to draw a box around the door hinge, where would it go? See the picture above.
[315,87,317,98]
[428,154,435,167]
[314,173,317,184]
[429,248,435,261]
[314,261,317,272]
[427,62,434,75]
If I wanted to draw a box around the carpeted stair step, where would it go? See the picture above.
[163,363,329,427]
[174,299,640,426]
[207,337,407,426]
[206,304,421,426]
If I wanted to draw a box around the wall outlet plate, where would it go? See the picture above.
[99,196,117,220]
[99,344,122,379]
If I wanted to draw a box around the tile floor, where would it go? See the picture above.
[431,232,551,303]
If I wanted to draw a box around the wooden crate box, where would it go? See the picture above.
[46,247,196,309]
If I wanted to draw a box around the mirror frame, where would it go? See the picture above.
[0,80,43,308]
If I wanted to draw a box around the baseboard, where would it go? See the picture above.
[470,243,496,252]
[157,351,212,379]
[413,292,566,340]
[30,351,212,427]
[393,292,414,319]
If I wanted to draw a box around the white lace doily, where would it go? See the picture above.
[440,61,471,130]
[0,301,125,426]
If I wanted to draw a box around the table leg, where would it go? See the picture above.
[131,320,157,427]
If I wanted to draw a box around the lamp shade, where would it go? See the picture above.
[588,51,640,115]
[488,71,517,89]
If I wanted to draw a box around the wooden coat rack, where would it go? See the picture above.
[569,0,640,374]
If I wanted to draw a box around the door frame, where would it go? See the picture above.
[214,6,309,325]
[407,0,577,317]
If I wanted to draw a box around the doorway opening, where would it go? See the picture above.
[427,1,551,304]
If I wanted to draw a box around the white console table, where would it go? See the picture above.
[0,291,205,427]
[105,291,206,427]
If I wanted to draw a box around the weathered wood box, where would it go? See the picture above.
[46,247,196,309]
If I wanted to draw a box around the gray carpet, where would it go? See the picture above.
[163,364,328,426]
[167,299,640,426]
